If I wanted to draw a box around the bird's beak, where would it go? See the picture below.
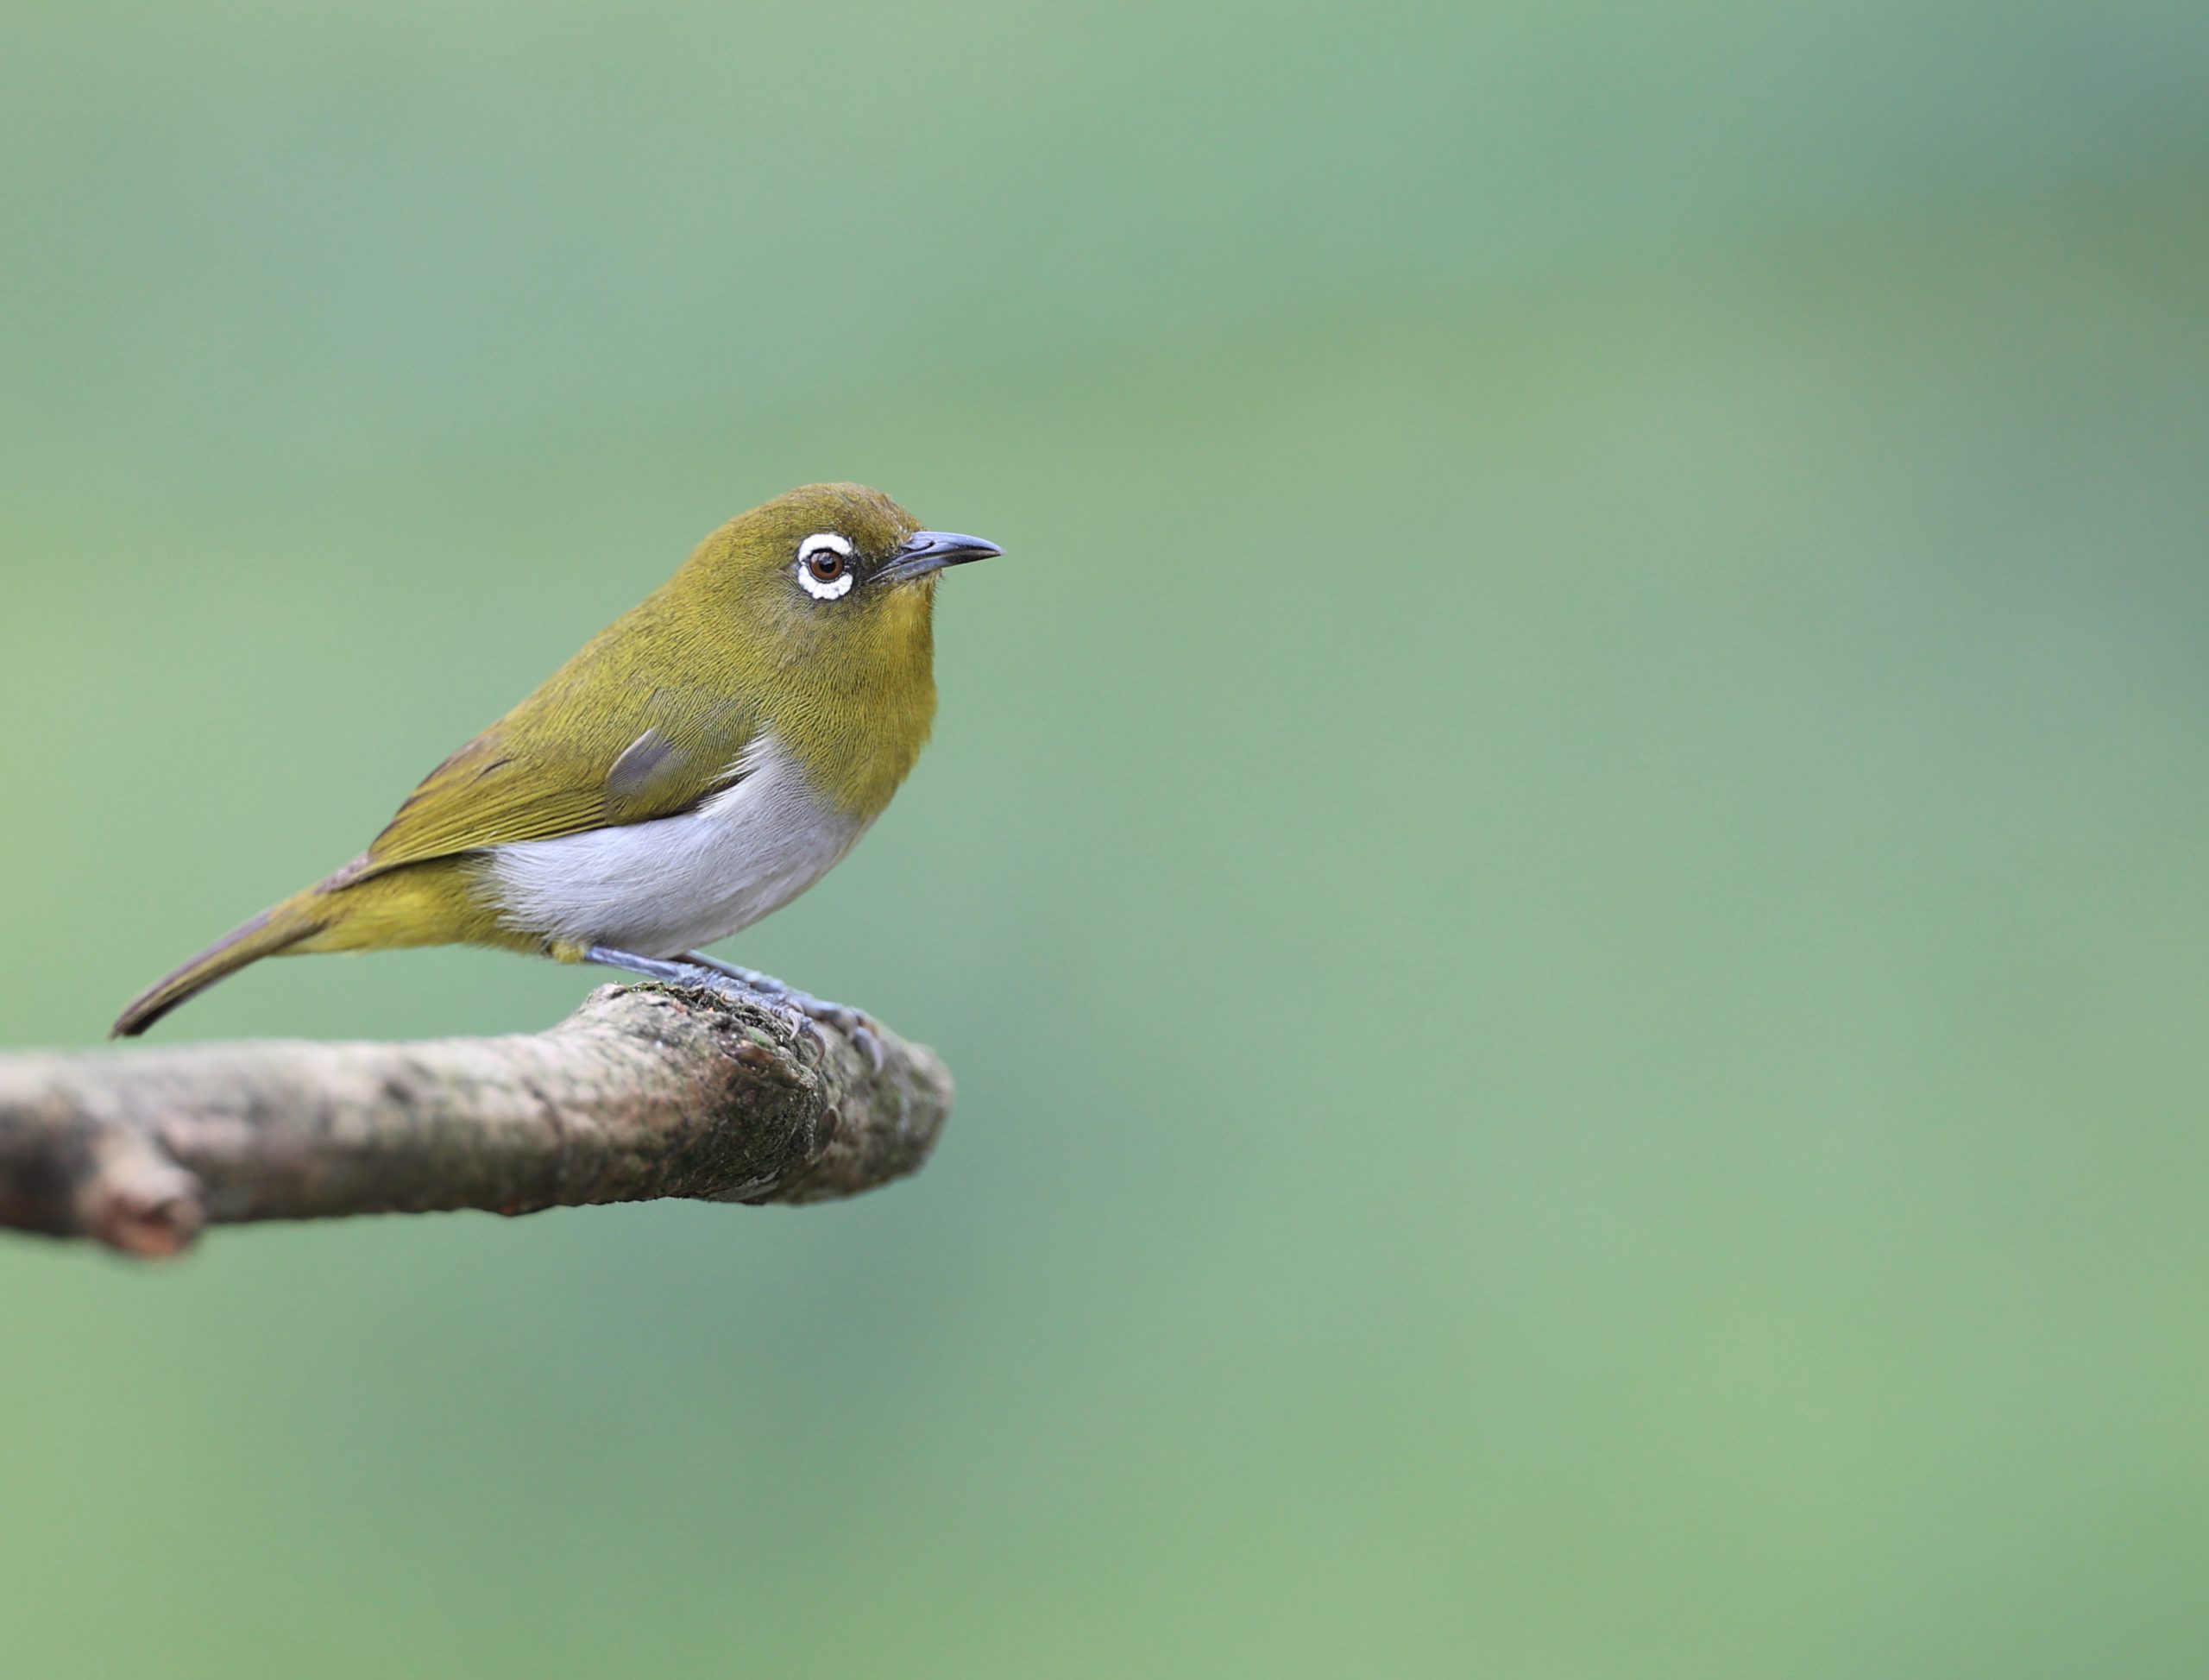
[883,529,1004,582]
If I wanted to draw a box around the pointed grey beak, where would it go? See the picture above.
[884,529,1004,582]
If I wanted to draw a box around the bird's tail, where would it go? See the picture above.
[110,889,330,1038]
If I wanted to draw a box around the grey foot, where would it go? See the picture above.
[583,947,883,1070]
[584,945,750,997]
[679,952,886,1073]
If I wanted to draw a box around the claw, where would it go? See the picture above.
[595,947,885,1067]
[763,989,885,1072]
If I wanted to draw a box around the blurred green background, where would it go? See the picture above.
[3,0,2206,1673]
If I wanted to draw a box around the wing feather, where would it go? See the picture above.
[341,618,759,884]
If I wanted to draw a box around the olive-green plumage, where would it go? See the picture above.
[114,483,1002,1036]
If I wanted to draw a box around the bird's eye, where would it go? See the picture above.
[796,532,856,601]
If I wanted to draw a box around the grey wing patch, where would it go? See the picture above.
[607,728,678,804]
[602,726,751,827]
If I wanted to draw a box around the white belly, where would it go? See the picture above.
[477,737,869,957]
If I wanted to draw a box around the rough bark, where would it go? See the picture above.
[0,982,951,1260]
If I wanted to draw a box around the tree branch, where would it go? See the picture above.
[0,983,952,1260]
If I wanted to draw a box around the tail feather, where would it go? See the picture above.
[111,892,329,1038]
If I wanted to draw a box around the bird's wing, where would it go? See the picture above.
[342,628,759,884]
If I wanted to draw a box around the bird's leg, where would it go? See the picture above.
[582,945,756,998]
[582,945,773,1010]
[671,951,793,1000]
[582,947,883,1072]
[678,950,885,1073]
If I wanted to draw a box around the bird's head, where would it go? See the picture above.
[691,483,1001,670]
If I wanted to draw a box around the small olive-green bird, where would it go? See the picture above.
[113,483,1002,1038]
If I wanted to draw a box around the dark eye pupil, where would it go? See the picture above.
[809,554,844,580]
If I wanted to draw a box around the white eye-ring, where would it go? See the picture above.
[796,532,856,600]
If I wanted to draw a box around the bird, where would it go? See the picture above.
[112,482,1002,1040]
